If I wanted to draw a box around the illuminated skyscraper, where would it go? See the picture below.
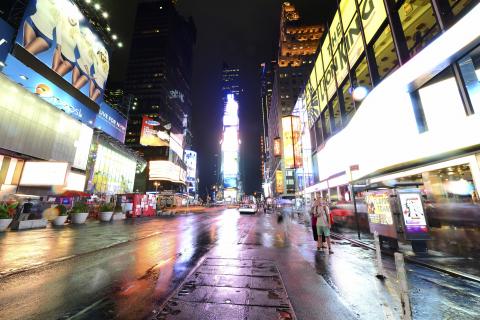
[221,94,240,201]
[267,2,323,198]
[221,63,240,105]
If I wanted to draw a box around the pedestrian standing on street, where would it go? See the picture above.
[316,198,333,254]
[310,198,320,248]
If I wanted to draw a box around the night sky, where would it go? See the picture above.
[104,0,336,196]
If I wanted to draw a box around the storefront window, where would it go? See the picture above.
[449,0,474,17]
[322,107,331,140]
[458,45,480,114]
[309,126,317,151]
[398,0,440,56]
[341,79,356,124]
[314,117,323,147]
[353,55,372,92]
[372,25,399,80]
[332,95,342,133]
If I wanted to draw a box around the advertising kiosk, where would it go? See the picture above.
[365,185,430,253]
[117,193,156,218]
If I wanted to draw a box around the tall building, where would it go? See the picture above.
[104,83,136,118]
[124,0,196,192]
[266,2,323,198]
[260,60,275,195]
[221,63,240,105]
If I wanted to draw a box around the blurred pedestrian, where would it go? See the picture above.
[311,198,325,250]
[316,198,333,254]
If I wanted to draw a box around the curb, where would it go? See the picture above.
[331,232,480,283]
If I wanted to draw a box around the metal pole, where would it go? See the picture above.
[394,252,412,320]
[349,169,361,240]
[374,231,386,279]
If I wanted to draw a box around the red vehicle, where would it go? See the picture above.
[117,193,157,217]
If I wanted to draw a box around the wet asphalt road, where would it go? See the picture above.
[0,207,479,320]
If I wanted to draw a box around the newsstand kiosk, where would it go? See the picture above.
[364,185,430,253]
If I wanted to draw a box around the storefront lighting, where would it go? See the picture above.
[351,86,368,101]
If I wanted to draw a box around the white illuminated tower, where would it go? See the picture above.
[221,94,240,202]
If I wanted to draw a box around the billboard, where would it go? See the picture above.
[140,116,169,147]
[275,170,284,193]
[274,138,281,157]
[15,0,110,104]
[224,177,237,188]
[88,142,136,194]
[20,161,69,186]
[95,102,127,143]
[3,54,97,125]
[184,150,197,183]
[398,192,429,237]
[282,117,295,169]
[0,18,15,63]
[149,160,186,183]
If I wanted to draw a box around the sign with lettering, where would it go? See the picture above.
[95,102,127,143]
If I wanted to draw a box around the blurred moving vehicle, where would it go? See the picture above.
[239,203,257,214]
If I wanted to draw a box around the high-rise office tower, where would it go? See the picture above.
[267,2,323,198]
[124,0,196,192]
[221,63,241,105]
[260,61,275,194]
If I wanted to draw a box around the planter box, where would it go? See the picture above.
[52,215,68,226]
[112,213,126,220]
[0,218,12,231]
[11,219,48,230]
[99,211,113,222]
[71,212,88,224]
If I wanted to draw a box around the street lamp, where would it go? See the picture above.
[154,181,160,193]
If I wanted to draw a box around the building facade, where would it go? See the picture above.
[124,0,196,193]
[0,0,143,199]
[297,0,478,259]
[221,63,241,105]
[266,2,323,198]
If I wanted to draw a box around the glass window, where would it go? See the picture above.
[353,55,372,91]
[449,0,474,17]
[341,78,356,124]
[322,107,331,140]
[373,25,399,80]
[310,126,317,151]
[332,95,342,133]
[458,45,480,114]
[314,118,323,147]
[398,0,441,56]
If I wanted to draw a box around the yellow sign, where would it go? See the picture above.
[309,0,388,111]
[275,170,284,193]
[365,192,393,225]
[282,117,294,169]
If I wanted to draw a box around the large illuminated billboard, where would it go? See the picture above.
[282,116,302,169]
[140,116,169,147]
[95,102,127,143]
[221,94,240,190]
[184,150,197,183]
[15,0,110,104]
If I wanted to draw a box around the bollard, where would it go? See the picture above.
[394,252,412,320]
[374,231,386,279]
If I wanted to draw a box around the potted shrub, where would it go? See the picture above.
[70,202,89,224]
[52,204,68,226]
[112,203,125,220]
[0,201,17,232]
[99,203,114,222]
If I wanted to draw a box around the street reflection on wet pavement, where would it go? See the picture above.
[0,207,478,320]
